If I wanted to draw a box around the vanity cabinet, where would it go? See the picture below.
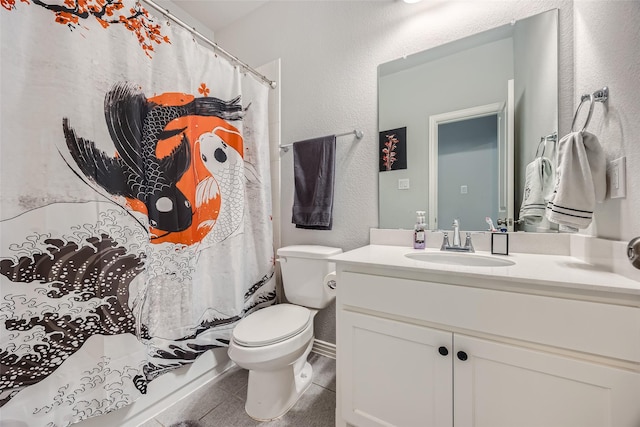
[336,270,640,427]
[341,310,453,426]
[453,335,640,427]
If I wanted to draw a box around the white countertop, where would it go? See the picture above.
[331,245,640,301]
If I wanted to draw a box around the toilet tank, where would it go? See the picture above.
[277,245,342,309]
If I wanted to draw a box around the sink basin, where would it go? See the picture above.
[405,252,515,267]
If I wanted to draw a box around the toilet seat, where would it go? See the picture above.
[232,304,311,347]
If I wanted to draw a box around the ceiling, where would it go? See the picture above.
[171,1,269,33]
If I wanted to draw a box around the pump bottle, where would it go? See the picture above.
[414,211,426,249]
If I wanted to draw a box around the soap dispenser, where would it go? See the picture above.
[414,211,426,249]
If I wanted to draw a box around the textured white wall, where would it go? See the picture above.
[216,0,576,251]
[153,0,215,40]
[573,1,640,241]
[215,0,639,342]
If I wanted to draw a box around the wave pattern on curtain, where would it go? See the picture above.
[0,1,275,425]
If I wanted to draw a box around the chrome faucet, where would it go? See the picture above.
[441,219,474,252]
[452,219,461,247]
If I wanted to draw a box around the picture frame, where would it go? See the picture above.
[379,127,407,172]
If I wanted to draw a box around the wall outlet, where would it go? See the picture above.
[608,156,626,199]
[398,178,410,190]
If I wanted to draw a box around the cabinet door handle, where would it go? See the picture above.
[438,346,449,356]
[457,351,468,361]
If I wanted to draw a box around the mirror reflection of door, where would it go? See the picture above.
[438,115,498,231]
[428,97,513,232]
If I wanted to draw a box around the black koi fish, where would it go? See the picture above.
[63,82,243,234]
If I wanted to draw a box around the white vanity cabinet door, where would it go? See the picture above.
[340,310,453,427]
[453,334,640,427]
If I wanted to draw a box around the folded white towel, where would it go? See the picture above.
[545,131,606,229]
[519,157,554,223]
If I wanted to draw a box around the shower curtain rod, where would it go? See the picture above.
[140,0,277,89]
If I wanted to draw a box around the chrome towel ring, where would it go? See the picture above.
[571,87,608,133]
[535,132,558,158]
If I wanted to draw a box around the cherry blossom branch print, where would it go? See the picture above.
[2,0,170,58]
[1,0,28,11]
[382,133,399,171]
[379,127,407,172]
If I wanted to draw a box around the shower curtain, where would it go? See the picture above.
[0,1,276,425]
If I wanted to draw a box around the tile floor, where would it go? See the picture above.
[139,353,336,427]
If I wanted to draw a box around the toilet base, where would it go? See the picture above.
[244,348,314,421]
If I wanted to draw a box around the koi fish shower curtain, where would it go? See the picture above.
[0,1,276,425]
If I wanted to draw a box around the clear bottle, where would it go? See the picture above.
[414,211,426,249]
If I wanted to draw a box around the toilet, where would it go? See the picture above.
[228,245,342,421]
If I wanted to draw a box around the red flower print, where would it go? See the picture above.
[1,0,28,11]
[382,133,399,171]
[198,83,210,97]
[2,0,170,58]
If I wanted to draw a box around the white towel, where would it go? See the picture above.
[545,131,606,229]
[519,157,554,223]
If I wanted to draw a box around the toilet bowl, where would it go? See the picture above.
[228,304,316,421]
[227,245,342,421]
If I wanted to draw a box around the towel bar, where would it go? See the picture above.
[279,130,364,152]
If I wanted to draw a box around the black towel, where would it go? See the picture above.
[292,135,336,230]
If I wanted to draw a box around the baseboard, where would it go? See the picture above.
[312,338,336,359]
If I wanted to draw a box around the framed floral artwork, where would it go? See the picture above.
[379,127,407,172]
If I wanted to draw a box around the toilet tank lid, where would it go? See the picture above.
[277,245,342,259]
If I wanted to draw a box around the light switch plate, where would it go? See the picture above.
[398,178,410,190]
[460,185,468,194]
[609,156,626,199]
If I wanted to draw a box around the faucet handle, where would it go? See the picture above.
[464,232,475,252]
[441,232,450,250]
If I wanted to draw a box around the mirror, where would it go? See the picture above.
[378,9,558,231]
